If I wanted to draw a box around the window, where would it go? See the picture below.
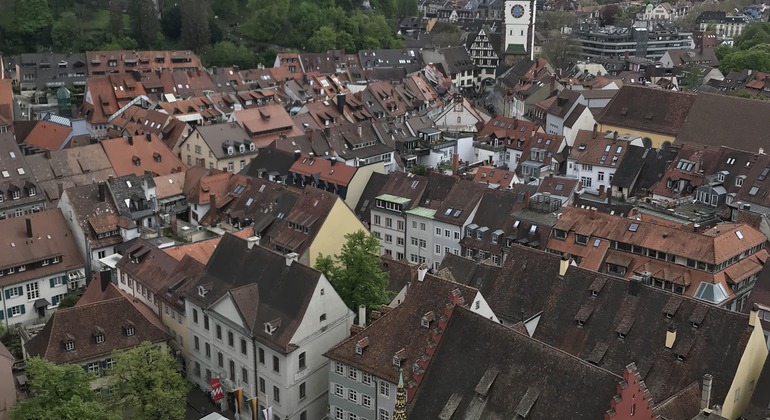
[26,282,39,300]
[65,341,75,351]
[204,315,209,330]
[273,386,280,403]
[385,234,392,243]
[435,244,441,255]
[272,355,279,373]
[362,394,372,408]
[379,408,390,420]
[348,367,358,381]
[435,227,441,236]
[259,377,266,393]
[194,362,201,377]
[216,325,222,340]
[320,313,327,322]
[362,372,372,386]
[125,327,134,336]
[193,309,198,324]
[242,367,248,384]
[420,222,426,231]
[218,352,224,367]
[335,383,344,397]
[299,352,306,370]
[335,362,344,376]
[335,408,344,420]
[205,343,211,358]
[385,218,392,228]
[576,234,588,245]
[397,220,404,231]
[194,336,200,351]
[380,381,390,397]
[299,382,306,400]
[580,177,592,188]
[241,339,247,355]
[258,348,265,364]
[373,215,381,225]
[348,389,358,403]
[598,172,605,181]
[227,331,234,347]
[87,362,100,375]
[350,414,358,420]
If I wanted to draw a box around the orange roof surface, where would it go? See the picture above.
[23,121,73,151]
[101,134,186,177]
[0,79,13,126]
[290,154,357,187]
[472,166,516,187]
[164,229,254,264]
[232,104,301,148]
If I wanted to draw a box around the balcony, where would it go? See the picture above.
[473,141,505,153]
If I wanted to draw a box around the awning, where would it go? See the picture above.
[34,298,50,309]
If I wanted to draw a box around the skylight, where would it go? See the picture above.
[629,223,639,232]
[593,239,601,247]
[735,230,743,240]
[749,186,760,196]
[444,208,453,216]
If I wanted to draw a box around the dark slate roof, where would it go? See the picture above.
[596,85,696,137]
[438,46,475,74]
[564,103,587,129]
[240,147,296,181]
[418,172,459,208]
[107,173,156,217]
[25,290,170,365]
[610,145,647,189]
[183,233,321,353]
[354,172,388,222]
[675,92,770,153]
[64,182,126,250]
[407,307,622,420]
[461,245,755,414]
[438,253,502,297]
[224,178,299,235]
[324,274,479,385]
[433,179,487,225]
[379,256,416,295]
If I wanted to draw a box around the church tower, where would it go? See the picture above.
[504,0,537,60]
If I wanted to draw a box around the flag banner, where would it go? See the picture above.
[251,397,258,420]
[261,406,273,420]
[210,378,224,402]
[236,388,243,414]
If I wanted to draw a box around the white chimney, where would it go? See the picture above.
[246,236,260,249]
[358,304,367,327]
[417,263,428,282]
[285,252,299,266]
[701,374,713,410]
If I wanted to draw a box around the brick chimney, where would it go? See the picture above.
[452,153,459,175]
[209,193,216,212]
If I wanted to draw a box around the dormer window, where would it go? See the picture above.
[355,337,369,355]
[264,318,281,335]
[198,285,209,297]
[123,322,135,337]
[239,145,245,153]
[392,348,405,367]
[228,146,234,155]
[95,334,105,344]
[420,311,435,328]
[392,355,401,367]
[64,341,75,351]
[153,152,162,162]
[11,190,19,200]
[249,143,256,151]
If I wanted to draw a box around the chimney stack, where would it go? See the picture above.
[44,149,52,159]
[57,182,64,198]
[559,253,571,277]
[145,133,152,142]
[98,182,107,202]
[524,191,531,209]
[25,218,32,238]
[209,193,216,212]
[357,124,362,137]
[700,374,713,410]
[358,304,367,327]
[285,252,299,266]
[629,276,641,296]
[613,131,618,142]
[452,153,459,176]
[246,235,260,249]
[128,136,133,146]
[337,93,346,114]
[749,303,759,327]
[665,324,677,349]
[417,263,428,282]
[330,156,337,166]
[592,123,598,139]
[294,150,301,161]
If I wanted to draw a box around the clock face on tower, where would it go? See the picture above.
[512,4,525,18]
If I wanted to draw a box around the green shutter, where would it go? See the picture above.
[49,278,55,288]
[20,305,25,315]
[4,289,9,300]
[5,309,10,318]
[17,286,23,296]
[0,310,4,320]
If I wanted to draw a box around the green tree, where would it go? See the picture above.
[396,0,418,17]
[542,31,582,71]
[15,0,54,49]
[51,12,82,52]
[720,46,770,73]
[314,230,391,317]
[10,358,118,420]
[181,0,210,51]
[108,342,188,420]
[129,0,161,48]
[245,0,289,42]
[309,26,339,52]
[57,294,79,308]
[200,41,260,68]
[734,22,770,51]
[109,0,124,36]
[537,11,576,32]
[161,3,182,41]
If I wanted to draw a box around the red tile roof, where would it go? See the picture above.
[101,134,186,177]
[23,121,72,151]
[290,154,357,187]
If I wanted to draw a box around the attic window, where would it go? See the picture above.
[198,285,208,297]
[265,319,281,335]
[444,208,453,216]
[95,334,105,344]
[578,144,586,151]
[153,152,162,162]
[421,311,435,328]
[629,223,639,232]
[355,337,369,355]
[123,323,135,337]
[132,156,141,166]
[620,107,629,116]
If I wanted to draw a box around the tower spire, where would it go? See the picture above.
[393,369,408,420]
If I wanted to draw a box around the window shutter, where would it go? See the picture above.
[20,305,25,315]
[50,278,55,288]
[4,289,8,300]
[5,309,10,318]
[17,286,23,296]
[0,310,4,320]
